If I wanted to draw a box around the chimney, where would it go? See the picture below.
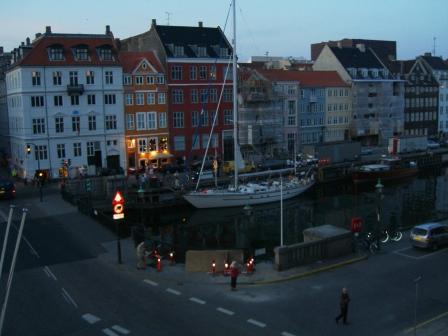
[35,33,42,39]
[356,43,366,52]
[198,21,203,28]
[21,42,25,47]
[424,52,431,57]
[151,19,157,27]
[337,41,342,48]
[106,25,111,35]
[0,47,3,55]
[45,26,52,34]
[26,37,31,45]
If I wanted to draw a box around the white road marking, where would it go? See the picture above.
[247,318,266,328]
[102,328,119,336]
[216,307,234,316]
[143,279,159,286]
[111,325,130,334]
[166,288,181,296]
[61,288,78,308]
[43,266,57,281]
[282,332,297,336]
[189,297,206,305]
[394,247,448,260]
[82,313,101,324]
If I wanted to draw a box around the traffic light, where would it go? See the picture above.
[26,145,31,154]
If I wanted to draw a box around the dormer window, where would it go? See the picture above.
[74,47,89,61]
[174,46,184,57]
[98,47,113,61]
[197,47,207,57]
[362,69,368,78]
[48,47,64,61]
[372,69,378,78]
[219,48,229,58]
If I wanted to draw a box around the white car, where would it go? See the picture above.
[427,140,440,149]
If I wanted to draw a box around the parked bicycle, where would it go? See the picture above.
[379,229,403,243]
[354,232,379,254]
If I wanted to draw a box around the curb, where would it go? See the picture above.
[252,254,368,285]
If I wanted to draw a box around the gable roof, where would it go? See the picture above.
[330,46,384,69]
[421,55,448,70]
[119,51,163,73]
[256,69,349,87]
[154,25,232,58]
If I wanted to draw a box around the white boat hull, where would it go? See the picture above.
[184,181,314,208]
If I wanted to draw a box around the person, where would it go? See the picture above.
[335,287,350,325]
[230,261,239,290]
[136,241,148,270]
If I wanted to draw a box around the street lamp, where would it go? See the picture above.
[26,143,43,202]
[375,178,384,251]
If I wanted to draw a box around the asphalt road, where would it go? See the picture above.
[0,180,446,335]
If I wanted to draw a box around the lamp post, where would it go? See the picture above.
[375,178,384,251]
[26,143,43,202]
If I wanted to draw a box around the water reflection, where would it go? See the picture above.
[140,167,448,258]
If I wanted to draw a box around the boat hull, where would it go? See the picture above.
[352,167,418,184]
[183,182,314,208]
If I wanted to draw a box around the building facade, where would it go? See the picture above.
[0,46,12,156]
[120,51,169,172]
[6,26,125,179]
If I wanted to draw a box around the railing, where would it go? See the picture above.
[67,84,84,95]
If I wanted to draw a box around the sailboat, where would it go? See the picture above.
[183,0,315,209]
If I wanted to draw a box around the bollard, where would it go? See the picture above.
[224,260,230,276]
[169,251,175,265]
[211,260,216,276]
[247,257,255,274]
[157,255,162,272]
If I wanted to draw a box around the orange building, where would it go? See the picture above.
[120,51,170,172]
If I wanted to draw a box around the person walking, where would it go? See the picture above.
[230,261,239,290]
[335,287,350,325]
[136,241,148,270]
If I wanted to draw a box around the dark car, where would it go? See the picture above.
[410,222,448,250]
[0,179,16,199]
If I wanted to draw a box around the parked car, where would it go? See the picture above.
[427,140,440,149]
[410,222,448,250]
[0,179,16,200]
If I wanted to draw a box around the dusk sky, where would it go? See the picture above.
[1,0,447,61]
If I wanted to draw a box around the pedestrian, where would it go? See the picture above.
[230,261,239,290]
[136,241,148,270]
[335,287,350,325]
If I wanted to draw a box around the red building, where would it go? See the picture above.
[120,20,234,166]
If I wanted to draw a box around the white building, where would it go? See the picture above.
[6,26,125,180]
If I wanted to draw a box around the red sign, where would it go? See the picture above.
[112,191,124,220]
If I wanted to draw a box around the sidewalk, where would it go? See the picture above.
[400,312,448,336]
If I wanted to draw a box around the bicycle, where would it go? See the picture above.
[354,232,379,254]
[379,229,403,243]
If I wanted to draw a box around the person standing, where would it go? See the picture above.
[136,241,148,270]
[335,287,350,325]
[230,261,239,290]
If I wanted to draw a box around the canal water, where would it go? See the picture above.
[136,167,448,259]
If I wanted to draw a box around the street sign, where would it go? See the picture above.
[112,191,125,220]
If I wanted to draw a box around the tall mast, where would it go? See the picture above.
[232,0,238,188]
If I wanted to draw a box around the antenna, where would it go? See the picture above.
[165,12,172,25]
[433,37,436,56]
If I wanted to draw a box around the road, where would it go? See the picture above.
[0,180,446,335]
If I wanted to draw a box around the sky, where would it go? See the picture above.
[1,0,447,62]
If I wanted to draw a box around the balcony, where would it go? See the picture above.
[67,84,84,95]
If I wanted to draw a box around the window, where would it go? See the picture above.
[54,95,63,106]
[146,75,154,84]
[75,48,88,61]
[56,144,66,159]
[210,88,218,103]
[53,71,62,85]
[105,115,117,130]
[173,112,184,128]
[31,96,44,107]
[55,117,64,133]
[147,93,155,105]
[191,89,199,103]
[174,136,185,151]
[72,116,80,133]
[172,89,184,104]
[123,75,132,85]
[171,66,182,80]
[136,93,144,105]
[135,76,144,85]
[70,95,79,105]
[32,71,41,86]
[220,48,228,58]
[136,113,146,130]
[87,94,96,105]
[86,71,95,84]
[88,115,96,131]
[98,48,112,61]
[105,71,113,84]
[197,47,207,57]
[157,75,165,84]
[138,138,147,153]
[73,143,82,157]
[49,48,64,61]
[159,112,167,128]
[199,65,207,80]
[288,101,296,126]
[209,65,216,80]
[200,89,208,103]
[201,134,210,148]
[147,112,157,129]
[200,110,209,126]
[87,142,95,156]
[223,88,232,102]
[32,118,45,134]
[148,138,157,151]
[35,145,48,160]
[192,135,200,150]
[158,93,166,104]
[69,71,78,85]
[125,94,133,106]
[192,111,199,127]
[224,109,232,125]
[190,66,197,80]
[174,46,184,57]
[126,114,135,130]
[104,94,116,104]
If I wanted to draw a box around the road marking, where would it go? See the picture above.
[166,288,181,296]
[247,318,266,328]
[43,266,57,281]
[82,313,101,324]
[189,297,206,305]
[281,332,297,336]
[394,247,448,260]
[102,328,119,336]
[143,279,159,286]
[216,307,234,316]
[61,288,78,308]
[111,325,130,334]
[404,310,448,334]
